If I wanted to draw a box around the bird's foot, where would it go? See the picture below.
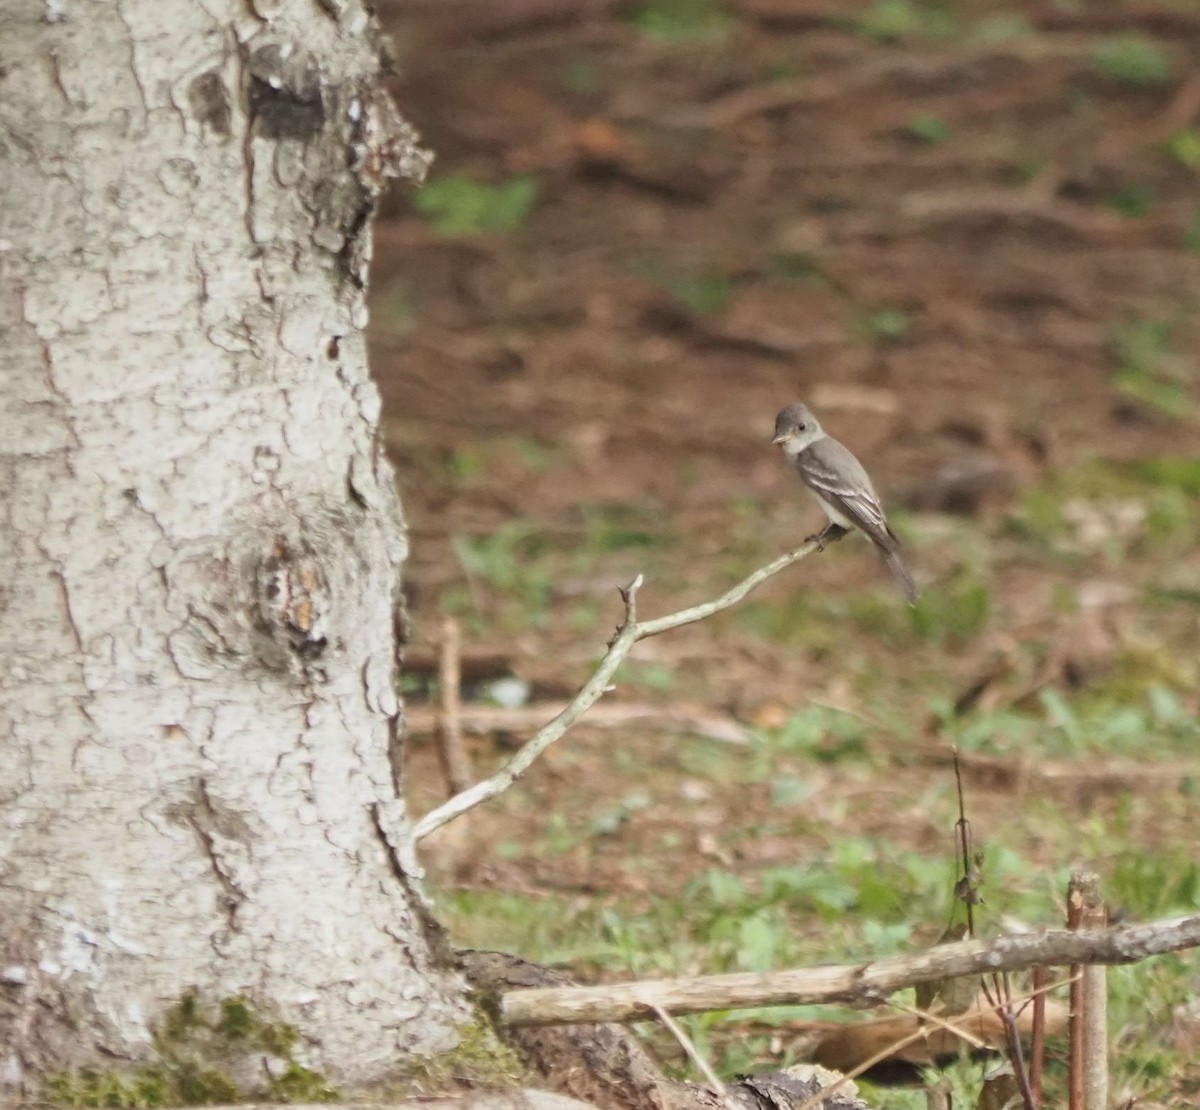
[806,524,848,551]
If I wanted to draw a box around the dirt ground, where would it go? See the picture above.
[368,0,1200,1095]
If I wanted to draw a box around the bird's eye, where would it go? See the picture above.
[798,422,806,431]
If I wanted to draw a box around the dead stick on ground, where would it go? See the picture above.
[499,914,1200,1026]
[436,615,472,796]
[409,540,820,845]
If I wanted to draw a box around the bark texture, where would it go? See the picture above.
[0,0,459,1095]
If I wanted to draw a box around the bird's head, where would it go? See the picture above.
[771,403,823,453]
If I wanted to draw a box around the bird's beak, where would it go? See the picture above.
[771,433,788,445]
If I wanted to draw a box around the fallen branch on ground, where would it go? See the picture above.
[405,701,749,745]
[498,914,1200,1027]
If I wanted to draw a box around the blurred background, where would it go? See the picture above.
[372,0,1199,1099]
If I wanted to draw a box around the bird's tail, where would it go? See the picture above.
[882,548,919,605]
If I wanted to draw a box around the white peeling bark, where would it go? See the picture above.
[0,0,461,1096]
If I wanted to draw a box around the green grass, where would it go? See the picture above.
[1110,315,1192,418]
[1185,205,1200,251]
[766,251,825,285]
[1165,128,1200,169]
[932,683,1200,760]
[416,174,538,237]
[626,0,737,43]
[904,114,952,144]
[448,523,557,630]
[443,503,673,633]
[631,256,734,315]
[1007,457,1200,557]
[1108,184,1157,219]
[432,658,1200,1092]
[749,704,874,767]
[1091,34,1174,87]
[908,573,990,647]
[968,13,1033,44]
[849,0,956,43]
[854,305,912,345]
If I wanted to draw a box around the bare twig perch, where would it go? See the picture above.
[410,540,820,844]
[499,914,1200,1027]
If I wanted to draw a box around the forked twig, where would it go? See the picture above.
[409,541,821,844]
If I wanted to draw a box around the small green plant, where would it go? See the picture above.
[854,305,912,344]
[1119,457,1200,497]
[415,174,538,237]
[578,503,665,553]
[1185,205,1200,251]
[649,265,733,314]
[734,594,822,644]
[760,58,801,83]
[969,13,1033,43]
[445,445,487,483]
[451,523,556,629]
[909,575,991,647]
[851,0,955,43]
[587,789,654,838]
[1165,127,1200,169]
[904,114,952,144]
[767,251,823,285]
[1108,184,1156,218]
[1002,156,1046,187]
[627,0,737,43]
[750,704,872,768]
[510,436,558,474]
[1110,315,1191,417]
[1091,34,1173,87]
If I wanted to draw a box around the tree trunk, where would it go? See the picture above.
[0,0,463,1097]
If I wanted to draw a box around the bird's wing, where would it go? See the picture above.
[797,437,898,549]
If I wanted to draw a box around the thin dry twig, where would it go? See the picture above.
[646,1002,730,1104]
[409,540,821,845]
[1030,965,1048,1105]
[498,914,1200,1027]
[952,750,1037,1110]
[885,997,989,1052]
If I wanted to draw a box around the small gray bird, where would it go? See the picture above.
[772,403,918,604]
